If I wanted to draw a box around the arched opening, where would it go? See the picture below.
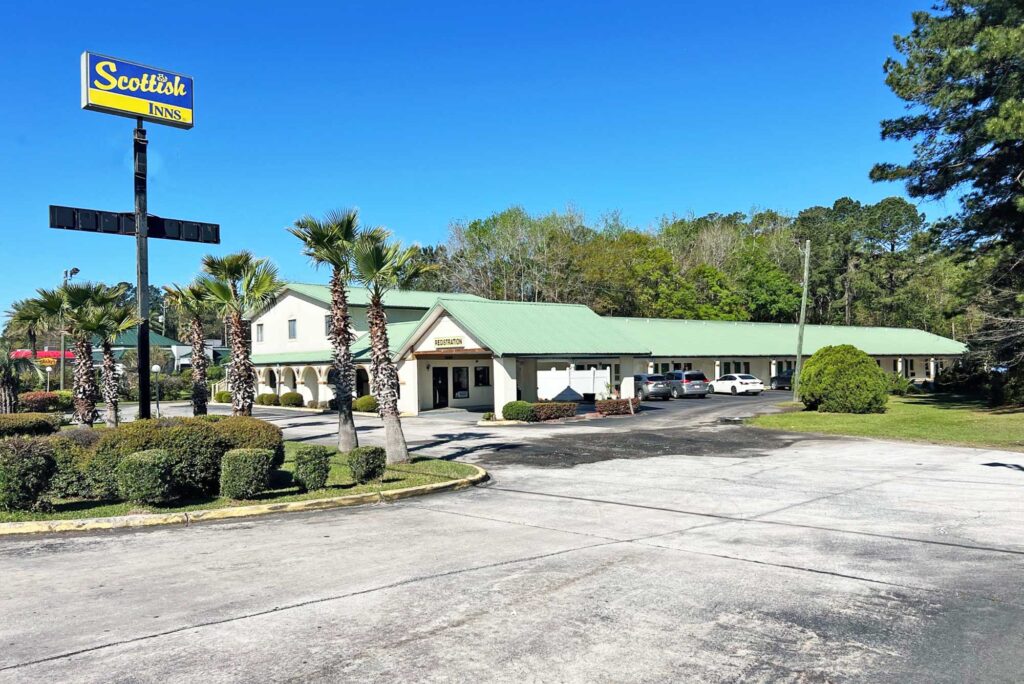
[300,366,319,406]
[280,367,296,395]
[356,367,370,397]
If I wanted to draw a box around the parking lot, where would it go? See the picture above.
[3,391,1022,681]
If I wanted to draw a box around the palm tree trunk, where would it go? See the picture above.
[228,311,254,416]
[367,299,408,463]
[101,342,119,427]
[329,268,358,451]
[73,337,98,426]
[189,317,209,416]
[0,372,17,414]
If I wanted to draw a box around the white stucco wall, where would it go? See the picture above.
[412,315,485,353]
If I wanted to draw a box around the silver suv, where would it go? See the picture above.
[633,374,672,400]
[666,370,709,398]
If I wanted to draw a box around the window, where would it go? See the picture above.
[893,359,899,373]
[743,362,751,374]
[613,364,621,382]
[453,367,469,398]
[474,366,490,387]
[722,362,731,374]
[256,324,264,343]
[288,319,297,339]
[908,359,916,376]
[673,362,682,371]
[324,315,332,336]
[683,362,693,371]
[659,363,670,374]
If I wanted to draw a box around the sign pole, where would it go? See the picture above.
[134,117,151,420]
[792,239,811,402]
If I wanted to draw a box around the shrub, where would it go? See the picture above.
[501,401,536,422]
[0,438,56,511]
[0,413,61,438]
[211,416,285,468]
[160,419,231,495]
[482,411,495,421]
[116,449,175,504]
[352,395,379,413]
[293,444,332,491]
[53,391,75,412]
[84,450,124,500]
[18,391,60,413]
[46,431,100,498]
[213,390,232,404]
[256,393,280,406]
[533,402,577,421]
[800,345,889,414]
[280,391,304,408]
[347,446,386,483]
[888,373,915,396]
[595,399,639,416]
[219,448,274,499]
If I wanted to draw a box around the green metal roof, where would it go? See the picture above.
[251,350,333,365]
[422,299,650,358]
[352,321,420,361]
[605,317,967,358]
[285,283,486,309]
[92,327,183,349]
[252,322,419,366]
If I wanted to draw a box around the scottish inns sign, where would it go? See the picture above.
[81,52,194,129]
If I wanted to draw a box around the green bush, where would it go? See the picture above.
[160,419,230,495]
[0,437,56,511]
[84,450,124,500]
[888,373,915,396]
[280,391,304,408]
[53,390,75,412]
[293,444,332,492]
[219,448,274,499]
[116,449,175,504]
[211,416,285,468]
[256,393,280,406]
[533,402,577,421]
[595,399,639,416]
[352,395,379,413]
[213,390,232,404]
[347,446,386,483]
[482,411,495,421]
[0,413,61,438]
[46,430,100,498]
[800,345,889,414]
[501,401,535,422]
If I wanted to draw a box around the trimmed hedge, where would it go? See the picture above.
[533,402,577,421]
[160,420,230,495]
[211,416,285,468]
[214,390,232,404]
[0,413,61,438]
[0,437,56,511]
[46,431,100,498]
[352,395,378,413]
[595,399,639,416]
[256,393,280,406]
[116,449,175,504]
[54,391,75,412]
[18,391,61,413]
[219,448,273,499]
[501,401,535,422]
[293,444,332,491]
[347,446,386,483]
[800,345,889,414]
[280,391,304,408]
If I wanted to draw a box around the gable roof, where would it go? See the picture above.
[284,283,486,310]
[352,321,421,361]
[605,317,967,358]
[402,299,650,358]
[92,327,183,349]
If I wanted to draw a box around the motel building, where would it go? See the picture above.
[249,284,967,416]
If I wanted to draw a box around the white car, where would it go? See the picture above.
[708,373,764,396]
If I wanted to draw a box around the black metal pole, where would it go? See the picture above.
[134,118,151,420]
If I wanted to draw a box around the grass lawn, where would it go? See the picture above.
[0,441,478,523]
[750,394,1024,452]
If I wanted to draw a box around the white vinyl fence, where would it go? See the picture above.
[537,367,612,402]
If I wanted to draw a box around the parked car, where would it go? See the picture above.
[769,369,794,390]
[665,370,709,398]
[708,373,764,396]
[633,374,672,400]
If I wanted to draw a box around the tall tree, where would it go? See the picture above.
[164,282,213,416]
[4,299,48,358]
[288,209,369,451]
[199,252,284,416]
[352,232,432,463]
[93,303,138,427]
[0,338,37,413]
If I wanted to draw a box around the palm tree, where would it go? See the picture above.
[0,338,39,413]
[164,282,213,416]
[5,299,48,359]
[288,209,369,451]
[93,303,138,427]
[352,231,433,463]
[199,252,284,416]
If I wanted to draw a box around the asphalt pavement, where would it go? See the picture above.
[1,392,1022,682]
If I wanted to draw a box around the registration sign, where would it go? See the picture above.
[81,52,194,129]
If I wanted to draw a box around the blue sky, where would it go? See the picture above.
[0,0,947,311]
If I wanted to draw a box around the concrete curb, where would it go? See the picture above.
[0,464,489,537]
[210,403,328,414]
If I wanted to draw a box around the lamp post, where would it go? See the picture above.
[45,366,53,392]
[58,267,80,391]
[151,364,162,418]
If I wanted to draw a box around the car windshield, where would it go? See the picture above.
[685,372,708,381]
[647,375,665,381]
[737,374,757,380]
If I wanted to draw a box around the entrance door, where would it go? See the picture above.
[432,367,449,409]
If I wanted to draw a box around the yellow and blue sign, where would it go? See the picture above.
[81,52,194,129]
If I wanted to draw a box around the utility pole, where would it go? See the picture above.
[792,239,811,401]
[135,118,151,420]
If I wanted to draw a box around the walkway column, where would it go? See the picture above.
[714,360,721,379]
[897,358,904,377]
[770,359,777,378]
[493,356,518,417]
[928,357,936,380]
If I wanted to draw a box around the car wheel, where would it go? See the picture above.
[671,388,679,398]
[699,394,707,399]
[770,380,778,390]
[635,389,643,400]
[730,386,737,395]
[707,384,715,394]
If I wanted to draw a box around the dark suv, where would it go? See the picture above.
[633,374,671,400]
[665,370,709,398]
[769,369,794,390]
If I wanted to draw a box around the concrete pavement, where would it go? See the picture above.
[1,393,1022,681]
